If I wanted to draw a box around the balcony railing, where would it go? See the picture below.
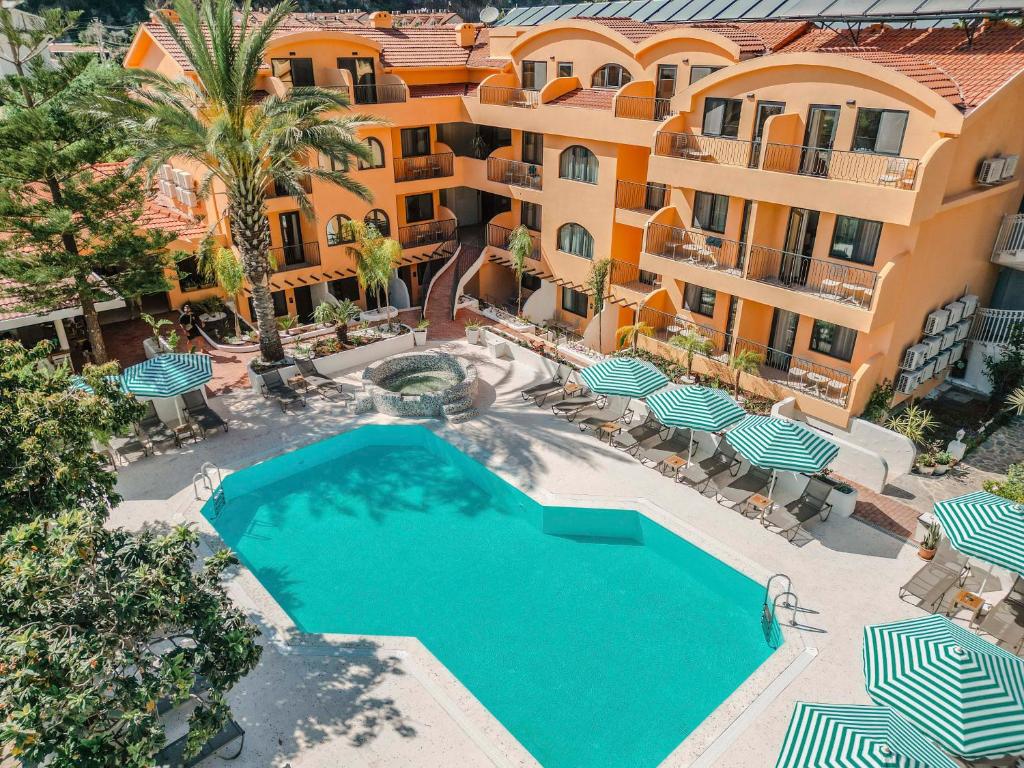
[644,222,744,273]
[609,259,660,293]
[478,85,539,108]
[614,95,672,121]
[351,82,407,104]
[993,214,1024,262]
[970,308,1024,347]
[745,246,878,309]
[732,337,852,407]
[486,223,541,259]
[638,305,730,358]
[487,157,542,190]
[269,241,320,271]
[654,130,920,189]
[398,218,457,249]
[393,152,454,183]
[615,180,668,213]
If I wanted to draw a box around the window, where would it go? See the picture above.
[683,283,716,317]
[400,127,430,157]
[559,145,598,184]
[357,137,385,169]
[405,193,434,223]
[364,209,390,237]
[829,216,882,265]
[689,65,723,84]
[591,63,631,89]
[326,214,354,246]
[557,223,594,259]
[557,61,573,78]
[521,201,541,231]
[852,108,909,155]
[702,97,742,138]
[521,60,547,91]
[693,191,729,234]
[809,320,857,362]
[522,272,542,291]
[176,255,215,292]
[328,276,361,302]
[522,131,543,165]
[561,286,589,317]
[271,57,314,87]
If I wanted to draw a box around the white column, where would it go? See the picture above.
[54,318,70,351]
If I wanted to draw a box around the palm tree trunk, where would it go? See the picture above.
[230,196,284,363]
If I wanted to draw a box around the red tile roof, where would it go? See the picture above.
[409,82,481,97]
[547,87,615,110]
[584,17,808,56]
[91,162,208,240]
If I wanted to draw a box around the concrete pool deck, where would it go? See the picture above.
[111,339,931,767]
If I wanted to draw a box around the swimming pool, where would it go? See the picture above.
[204,425,777,767]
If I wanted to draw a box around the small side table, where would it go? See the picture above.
[953,589,986,623]
[598,422,622,443]
[660,454,687,480]
[288,374,307,391]
[562,382,583,398]
[173,423,196,447]
[747,493,774,520]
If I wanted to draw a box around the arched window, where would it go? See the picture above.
[357,137,385,170]
[559,145,598,184]
[326,214,354,246]
[557,223,594,259]
[364,209,390,237]
[591,63,631,89]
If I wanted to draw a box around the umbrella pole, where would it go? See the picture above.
[768,471,777,501]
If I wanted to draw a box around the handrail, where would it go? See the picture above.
[486,222,541,259]
[654,131,751,167]
[637,305,730,358]
[269,241,320,271]
[970,308,1024,346]
[615,180,668,212]
[993,213,1024,259]
[745,246,878,309]
[732,337,853,407]
[487,156,542,190]
[450,243,480,317]
[609,259,659,292]
[351,82,407,104]
[398,218,457,249]
[478,85,539,108]
[644,222,744,272]
[614,95,672,121]
[393,152,454,183]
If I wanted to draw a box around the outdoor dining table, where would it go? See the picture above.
[805,371,829,394]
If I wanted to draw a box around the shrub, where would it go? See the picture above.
[983,462,1024,503]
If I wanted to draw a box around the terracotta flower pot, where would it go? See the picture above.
[918,545,937,561]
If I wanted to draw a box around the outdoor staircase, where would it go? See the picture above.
[442,398,478,423]
[423,242,483,339]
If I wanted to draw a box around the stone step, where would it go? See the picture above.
[442,398,474,416]
[446,407,479,423]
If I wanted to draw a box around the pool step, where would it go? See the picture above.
[443,398,478,422]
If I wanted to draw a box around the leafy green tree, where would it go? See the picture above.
[985,327,1024,412]
[0,10,174,364]
[348,222,401,328]
[586,257,611,352]
[313,298,361,344]
[984,462,1024,503]
[729,348,763,396]
[507,224,534,315]
[101,0,378,363]
[199,248,247,339]
[670,330,713,380]
[615,321,653,354]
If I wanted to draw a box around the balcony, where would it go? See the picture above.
[613,95,672,121]
[654,131,919,190]
[478,85,539,108]
[644,222,744,274]
[351,83,407,104]
[398,218,457,249]
[393,152,454,183]
[269,241,320,272]
[992,214,1024,269]
[487,157,542,191]
[638,305,730,358]
[745,246,878,310]
[733,337,853,407]
[609,259,660,296]
[970,308,1024,347]
[615,180,668,213]
[486,222,541,259]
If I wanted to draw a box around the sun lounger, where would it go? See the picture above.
[260,369,306,412]
[109,434,151,466]
[138,401,177,445]
[898,541,968,610]
[550,394,599,416]
[678,441,742,491]
[574,396,634,429]
[976,575,1024,654]
[155,718,245,767]
[521,364,573,405]
[611,414,666,454]
[295,358,350,400]
[181,390,228,433]
[762,477,833,540]
[708,465,773,510]
[636,427,691,469]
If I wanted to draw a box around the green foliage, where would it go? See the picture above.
[861,379,895,424]
[669,331,713,377]
[729,348,763,395]
[313,298,361,343]
[985,327,1024,411]
[922,521,942,549]
[1005,385,1024,416]
[983,462,1024,503]
[141,312,180,352]
[615,322,653,353]
[349,223,401,324]
[276,314,298,331]
[586,258,611,350]
[507,225,534,314]
[886,402,939,446]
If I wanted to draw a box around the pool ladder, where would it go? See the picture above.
[762,574,798,648]
[192,461,222,500]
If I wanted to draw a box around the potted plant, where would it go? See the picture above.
[414,319,429,346]
[829,482,858,517]
[277,315,299,336]
[917,452,936,476]
[466,322,482,345]
[933,451,953,477]
[919,521,941,561]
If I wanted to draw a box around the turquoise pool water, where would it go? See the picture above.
[204,425,777,768]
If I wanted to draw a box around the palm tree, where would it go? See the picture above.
[348,222,401,328]
[99,0,378,363]
[198,247,245,339]
[615,322,653,354]
[313,298,360,344]
[507,225,533,315]
[586,258,611,353]
[669,330,713,380]
[729,348,763,396]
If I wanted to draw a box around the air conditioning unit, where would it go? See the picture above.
[158,164,174,181]
[949,342,965,365]
[920,359,937,381]
[941,327,958,350]
[179,189,198,208]
[1003,154,1020,180]
[923,335,943,358]
[960,294,979,317]
[173,169,193,191]
[944,300,965,325]
[953,319,972,342]
[901,343,930,371]
[978,156,1008,185]
[157,179,175,198]
[934,349,952,372]
[924,308,951,335]
[895,369,921,395]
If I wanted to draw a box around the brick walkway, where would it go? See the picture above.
[849,480,921,540]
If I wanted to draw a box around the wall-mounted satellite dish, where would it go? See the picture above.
[479,6,500,24]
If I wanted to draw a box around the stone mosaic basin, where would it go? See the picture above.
[359,352,478,420]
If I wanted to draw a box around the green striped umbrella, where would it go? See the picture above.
[578,356,669,398]
[70,375,123,394]
[120,353,212,399]
[645,386,745,432]
[725,415,839,473]
[776,702,959,767]
[864,614,1024,759]
[934,491,1024,575]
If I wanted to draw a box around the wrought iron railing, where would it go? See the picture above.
[654,131,751,167]
[351,82,407,104]
[609,259,660,292]
[970,308,1024,346]
[487,157,542,190]
[732,337,853,406]
[614,95,672,121]
[269,241,320,271]
[393,152,454,182]
[486,223,541,259]
[398,218,457,249]
[615,180,668,212]
[478,85,539,108]
[638,305,730,358]
[745,246,878,309]
[644,222,744,272]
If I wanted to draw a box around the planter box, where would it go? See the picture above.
[413,330,428,346]
[827,486,858,518]
[480,306,534,334]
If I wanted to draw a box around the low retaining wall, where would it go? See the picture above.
[359,352,477,419]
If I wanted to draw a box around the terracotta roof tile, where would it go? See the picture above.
[547,87,615,110]
[584,17,808,55]
[409,82,480,97]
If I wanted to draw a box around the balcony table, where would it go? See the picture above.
[826,379,848,402]
[805,371,829,394]
[788,366,808,388]
[820,278,843,297]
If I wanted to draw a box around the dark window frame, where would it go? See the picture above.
[521,201,541,232]
[521,60,547,91]
[404,193,434,224]
[400,127,431,158]
[557,61,573,78]
[558,145,598,184]
[557,222,594,260]
[851,108,909,156]
[809,319,857,362]
[271,57,314,87]
[692,191,729,234]
[522,131,543,165]
[326,214,355,246]
[561,286,589,317]
[683,283,717,318]
[591,63,632,89]
[689,65,723,85]
[702,97,743,138]
[364,208,390,237]
[357,137,386,170]
[829,216,882,266]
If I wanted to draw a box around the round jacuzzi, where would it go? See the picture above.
[359,352,478,421]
